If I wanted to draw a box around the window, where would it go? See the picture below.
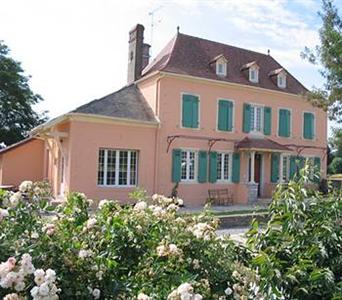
[303,112,315,140]
[182,94,199,128]
[97,149,138,186]
[305,157,315,181]
[250,105,263,132]
[282,155,290,182]
[277,73,286,88]
[216,62,227,76]
[181,150,197,181]
[278,109,291,137]
[217,99,233,131]
[249,67,259,83]
[217,152,231,181]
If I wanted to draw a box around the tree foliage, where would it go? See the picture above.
[0,41,47,147]
[302,0,342,122]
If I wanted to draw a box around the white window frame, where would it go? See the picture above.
[98,149,138,187]
[216,62,227,76]
[180,92,201,130]
[216,151,233,182]
[277,73,286,88]
[249,66,259,83]
[281,155,291,182]
[250,104,264,132]
[180,149,198,183]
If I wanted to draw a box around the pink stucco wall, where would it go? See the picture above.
[0,139,45,187]
[67,120,157,202]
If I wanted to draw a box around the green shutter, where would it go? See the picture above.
[271,153,280,183]
[243,103,251,133]
[289,156,297,180]
[198,151,208,183]
[314,156,321,182]
[171,149,181,182]
[279,109,290,137]
[218,100,233,131]
[182,94,199,128]
[192,97,199,128]
[209,152,217,183]
[232,153,240,183]
[263,106,272,135]
[303,112,314,139]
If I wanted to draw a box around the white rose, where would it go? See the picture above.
[30,286,40,297]
[98,199,111,209]
[134,201,147,211]
[169,244,179,255]
[14,281,25,292]
[19,180,33,193]
[167,204,179,211]
[45,269,56,283]
[39,282,50,296]
[177,283,193,294]
[0,208,9,221]
[138,292,151,300]
[9,192,22,207]
[92,288,101,299]
[4,293,20,300]
[225,287,233,295]
[177,198,184,206]
[86,218,97,229]
[193,294,203,300]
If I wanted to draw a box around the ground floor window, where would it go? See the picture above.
[217,152,231,181]
[97,149,138,186]
[181,150,197,181]
[282,155,290,182]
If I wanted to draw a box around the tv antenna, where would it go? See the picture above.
[148,5,163,56]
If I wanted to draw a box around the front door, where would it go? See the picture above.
[254,154,262,196]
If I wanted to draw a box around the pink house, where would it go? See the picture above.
[0,24,327,206]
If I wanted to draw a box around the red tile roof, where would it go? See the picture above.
[236,136,292,152]
[143,33,307,95]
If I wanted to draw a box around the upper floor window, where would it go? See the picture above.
[249,66,259,83]
[278,108,291,137]
[277,73,286,88]
[98,149,138,187]
[182,94,199,129]
[181,150,197,181]
[250,104,263,132]
[303,112,315,140]
[217,99,233,131]
[216,62,227,76]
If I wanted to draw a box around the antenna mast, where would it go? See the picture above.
[148,5,163,57]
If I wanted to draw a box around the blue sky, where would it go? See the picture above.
[0,0,340,132]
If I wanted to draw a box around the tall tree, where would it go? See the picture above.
[301,0,342,122]
[0,40,47,147]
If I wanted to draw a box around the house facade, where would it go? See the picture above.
[0,24,327,206]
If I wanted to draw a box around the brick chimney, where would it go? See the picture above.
[127,24,150,84]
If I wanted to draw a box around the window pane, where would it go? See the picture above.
[256,107,262,131]
[119,151,128,185]
[189,152,195,180]
[217,153,222,180]
[130,151,137,185]
[282,156,288,181]
[98,149,105,185]
[106,150,116,185]
[224,154,230,180]
[181,151,187,180]
[250,106,255,131]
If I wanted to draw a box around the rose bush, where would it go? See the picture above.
[0,184,259,299]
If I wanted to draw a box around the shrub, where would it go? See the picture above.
[247,166,342,299]
[0,184,259,299]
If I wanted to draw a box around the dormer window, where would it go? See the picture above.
[241,61,259,83]
[216,61,227,76]
[249,67,259,83]
[210,54,228,77]
[277,72,286,88]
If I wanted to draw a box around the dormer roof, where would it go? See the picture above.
[268,68,286,77]
[240,61,259,71]
[209,54,228,64]
[142,33,307,95]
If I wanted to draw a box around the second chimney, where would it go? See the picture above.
[127,24,150,84]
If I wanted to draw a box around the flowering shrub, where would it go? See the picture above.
[0,183,258,299]
[247,166,342,299]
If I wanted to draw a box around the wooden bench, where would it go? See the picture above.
[208,188,233,206]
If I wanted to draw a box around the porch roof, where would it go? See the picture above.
[236,136,292,152]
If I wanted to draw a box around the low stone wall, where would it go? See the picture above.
[218,212,268,228]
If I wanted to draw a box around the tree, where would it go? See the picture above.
[329,127,342,157]
[301,0,342,122]
[0,40,47,147]
[329,157,342,173]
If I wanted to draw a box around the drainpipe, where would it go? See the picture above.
[153,75,163,193]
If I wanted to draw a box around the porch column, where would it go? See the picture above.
[250,151,256,183]
[279,153,284,183]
